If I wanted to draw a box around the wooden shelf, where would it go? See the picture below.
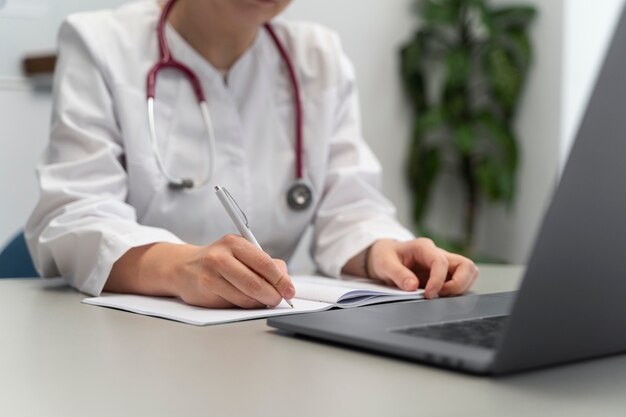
[22,54,57,77]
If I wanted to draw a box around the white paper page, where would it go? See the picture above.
[82,294,332,326]
[292,275,423,304]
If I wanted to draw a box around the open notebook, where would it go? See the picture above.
[82,275,424,326]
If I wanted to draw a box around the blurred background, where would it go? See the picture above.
[0,0,622,268]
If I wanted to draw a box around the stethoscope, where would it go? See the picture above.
[146,0,313,211]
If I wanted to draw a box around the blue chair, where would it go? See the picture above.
[0,231,39,278]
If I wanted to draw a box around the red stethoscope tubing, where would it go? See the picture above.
[146,0,304,183]
[264,23,303,180]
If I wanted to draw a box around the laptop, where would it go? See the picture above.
[267,5,626,375]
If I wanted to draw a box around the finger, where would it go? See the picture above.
[368,273,395,288]
[423,259,448,299]
[211,276,268,309]
[271,259,296,299]
[186,294,235,309]
[210,295,237,309]
[397,239,445,299]
[230,240,295,300]
[447,254,479,295]
[458,263,479,294]
[411,242,448,299]
[218,255,284,307]
[377,257,420,291]
[439,259,479,296]
[274,259,289,275]
[376,276,396,287]
[189,273,267,309]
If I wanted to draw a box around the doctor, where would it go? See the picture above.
[26,0,478,309]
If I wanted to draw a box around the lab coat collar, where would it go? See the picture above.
[163,21,268,87]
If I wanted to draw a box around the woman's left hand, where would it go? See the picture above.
[366,238,479,299]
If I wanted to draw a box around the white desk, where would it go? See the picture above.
[1,265,624,417]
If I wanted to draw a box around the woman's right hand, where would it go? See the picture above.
[106,235,296,309]
[177,234,295,308]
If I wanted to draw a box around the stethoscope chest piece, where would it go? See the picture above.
[287,182,313,211]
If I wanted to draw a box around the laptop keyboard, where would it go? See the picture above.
[394,315,509,350]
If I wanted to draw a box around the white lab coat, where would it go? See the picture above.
[25,0,414,296]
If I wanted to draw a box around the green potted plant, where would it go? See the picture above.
[399,0,537,257]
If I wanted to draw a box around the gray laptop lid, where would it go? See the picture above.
[491,4,626,374]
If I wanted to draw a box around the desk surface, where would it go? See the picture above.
[1,265,624,417]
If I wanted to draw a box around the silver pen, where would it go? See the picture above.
[214,185,294,308]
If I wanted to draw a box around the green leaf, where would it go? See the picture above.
[407,108,446,223]
[445,47,471,89]
[419,0,462,26]
[505,29,532,70]
[477,157,515,204]
[475,113,518,204]
[491,6,537,31]
[399,37,427,112]
[442,95,463,122]
[452,123,476,155]
[399,27,449,113]
[485,43,523,115]
[442,48,470,120]
[413,106,447,136]
[407,143,442,223]
[471,0,495,37]
[476,112,518,170]
[476,159,502,201]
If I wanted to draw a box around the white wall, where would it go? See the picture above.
[0,0,129,246]
[561,0,624,170]
[474,0,565,263]
[0,0,129,77]
[0,82,51,243]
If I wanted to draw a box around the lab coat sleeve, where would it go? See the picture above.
[311,51,416,278]
[25,18,183,296]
